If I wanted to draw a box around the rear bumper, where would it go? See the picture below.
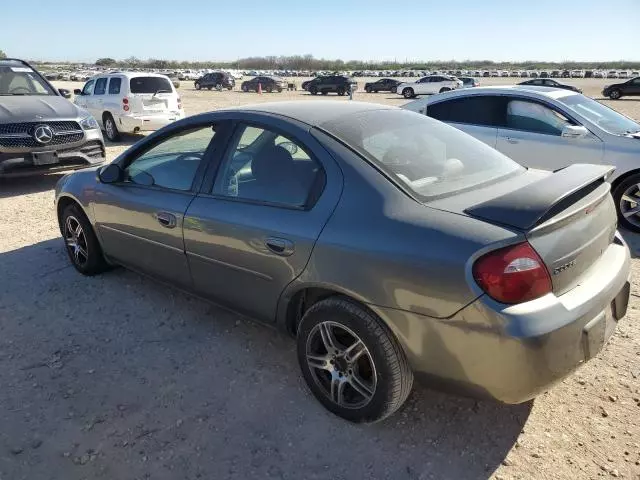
[117,111,185,132]
[0,131,105,178]
[371,236,631,403]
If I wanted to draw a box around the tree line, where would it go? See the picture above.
[30,54,640,71]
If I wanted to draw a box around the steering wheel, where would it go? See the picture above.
[9,86,32,94]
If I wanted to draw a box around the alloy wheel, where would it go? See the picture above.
[64,215,89,267]
[305,321,377,409]
[619,184,640,229]
[105,119,115,140]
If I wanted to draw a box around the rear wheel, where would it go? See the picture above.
[194,82,201,90]
[297,297,413,423]
[365,86,372,93]
[60,204,109,276]
[609,89,622,100]
[103,113,120,142]
[207,86,212,90]
[337,87,345,96]
[266,85,273,93]
[613,173,640,232]
[321,89,329,95]
[310,86,318,95]
[402,87,415,99]
[242,84,249,92]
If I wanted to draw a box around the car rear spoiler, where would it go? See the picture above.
[464,164,615,230]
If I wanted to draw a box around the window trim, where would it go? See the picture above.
[112,121,225,194]
[206,120,327,212]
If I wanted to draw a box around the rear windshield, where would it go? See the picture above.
[321,109,523,198]
[129,76,172,94]
[0,65,54,96]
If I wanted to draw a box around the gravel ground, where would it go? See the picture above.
[0,77,639,480]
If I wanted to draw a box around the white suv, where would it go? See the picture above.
[74,72,184,141]
[396,75,462,99]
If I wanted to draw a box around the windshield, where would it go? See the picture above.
[129,76,172,94]
[321,109,523,198]
[557,95,640,135]
[0,65,54,96]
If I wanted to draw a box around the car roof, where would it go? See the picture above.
[93,71,170,79]
[221,100,396,126]
[0,58,31,67]
[425,85,578,103]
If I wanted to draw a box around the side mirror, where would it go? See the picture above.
[58,88,72,99]
[98,164,123,184]
[561,125,589,139]
[73,89,82,95]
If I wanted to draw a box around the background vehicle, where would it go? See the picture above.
[241,76,286,93]
[519,78,582,93]
[0,58,105,177]
[603,77,640,100]
[396,75,462,99]
[459,77,479,88]
[302,75,357,96]
[364,78,400,93]
[56,101,630,424]
[74,72,184,142]
[195,72,235,91]
[403,86,640,230]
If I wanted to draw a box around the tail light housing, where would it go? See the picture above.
[473,242,552,304]
[177,96,182,109]
[122,97,129,112]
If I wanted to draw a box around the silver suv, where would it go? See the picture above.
[0,59,105,177]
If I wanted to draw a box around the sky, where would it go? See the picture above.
[1,0,638,63]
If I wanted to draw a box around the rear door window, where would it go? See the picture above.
[94,77,107,95]
[108,77,121,94]
[129,76,172,94]
[427,96,506,127]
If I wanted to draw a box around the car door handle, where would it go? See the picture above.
[505,137,519,144]
[156,211,177,229]
[265,237,294,256]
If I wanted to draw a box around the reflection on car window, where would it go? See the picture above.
[213,124,323,208]
[108,77,121,94]
[94,78,107,95]
[506,100,571,135]
[82,79,95,95]
[557,95,640,135]
[125,126,216,191]
[0,66,54,95]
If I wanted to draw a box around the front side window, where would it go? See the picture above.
[428,96,506,127]
[0,65,54,95]
[213,124,323,208]
[505,99,572,135]
[321,109,522,198]
[94,78,107,95]
[81,79,95,95]
[108,77,121,94]
[124,125,216,191]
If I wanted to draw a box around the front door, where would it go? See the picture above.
[92,122,221,287]
[183,118,342,322]
[495,97,603,170]
[89,77,108,125]
[74,79,95,115]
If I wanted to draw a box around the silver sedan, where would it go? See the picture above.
[55,101,630,422]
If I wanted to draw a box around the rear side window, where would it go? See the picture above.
[129,76,172,94]
[108,77,121,94]
[427,96,506,127]
[94,78,107,95]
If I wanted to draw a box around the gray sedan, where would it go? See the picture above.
[55,101,630,423]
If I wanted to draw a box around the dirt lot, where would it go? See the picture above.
[0,77,639,480]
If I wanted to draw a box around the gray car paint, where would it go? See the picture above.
[55,101,631,404]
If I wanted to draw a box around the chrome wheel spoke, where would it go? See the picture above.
[344,340,366,362]
[65,238,76,247]
[74,223,83,237]
[77,245,88,259]
[622,193,638,204]
[318,323,338,352]
[307,353,331,371]
[623,206,640,218]
[330,376,346,406]
[349,372,374,401]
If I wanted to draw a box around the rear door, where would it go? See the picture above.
[183,116,343,322]
[88,77,107,121]
[495,96,603,170]
[92,121,222,287]
[426,95,504,148]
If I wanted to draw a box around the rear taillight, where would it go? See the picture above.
[177,96,182,109]
[473,242,551,304]
[122,97,129,111]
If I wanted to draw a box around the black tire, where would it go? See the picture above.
[373,89,378,93]
[365,86,372,93]
[337,87,345,96]
[277,88,282,93]
[266,85,273,93]
[439,87,451,93]
[103,113,120,142]
[227,86,233,91]
[390,86,397,94]
[194,82,201,90]
[207,86,212,90]
[242,85,249,92]
[60,203,109,276]
[297,297,413,423]
[321,89,329,95]
[609,89,622,100]
[612,173,640,232]
[402,87,415,99]
[310,86,318,95]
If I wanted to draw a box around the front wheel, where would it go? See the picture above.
[365,86,372,93]
[60,204,109,276]
[103,113,120,142]
[613,174,640,232]
[402,88,415,99]
[337,87,345,96]
[310,86,318,95]
[297,297,413,423]
[609,89,622,100]
[242,85,249,92]
[194,82,201,90]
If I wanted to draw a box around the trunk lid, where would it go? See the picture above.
[429,164,617,295]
